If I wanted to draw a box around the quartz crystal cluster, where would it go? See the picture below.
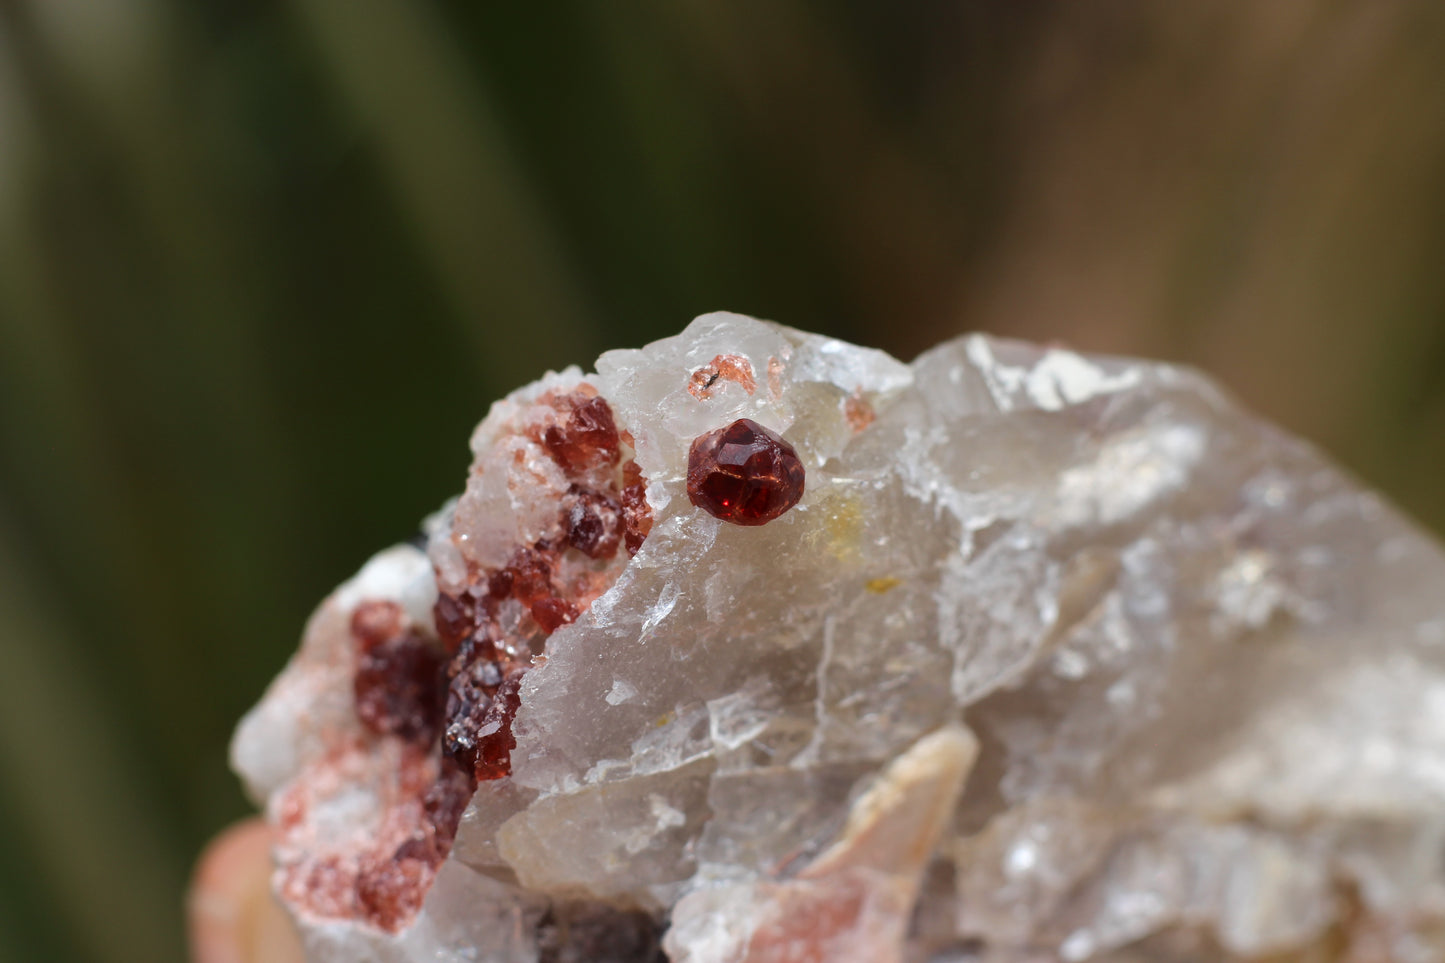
[233,312,1445,962]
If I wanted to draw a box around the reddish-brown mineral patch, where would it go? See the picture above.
[351,602,446,746]
[542,392,620,475]
[844,388,875,433]
[435,389,647,788]
[281,385,650,935]
[620,459,653,557]
[276,740,449,933]
[563,488,623,559]
[688,354,757,399]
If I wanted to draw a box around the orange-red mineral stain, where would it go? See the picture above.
[355,847,432,933]
[844,388,876,433]
[688,354,757,399]
[351,599,406,647]
[277,743,452,934]
[687,418,805,526]
[740,876,876,963]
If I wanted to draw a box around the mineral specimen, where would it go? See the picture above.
[232,312,1445,962]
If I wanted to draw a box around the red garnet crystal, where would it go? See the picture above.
[687,418,805,525]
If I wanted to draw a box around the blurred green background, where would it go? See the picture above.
[2,2,1445,961]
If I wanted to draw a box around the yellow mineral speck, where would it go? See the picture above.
[865,577,901,594]
[806,491,864,563]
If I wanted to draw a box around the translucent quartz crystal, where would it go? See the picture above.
[233,312,1445,962]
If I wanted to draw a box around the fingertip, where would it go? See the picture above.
[188,818,305,963]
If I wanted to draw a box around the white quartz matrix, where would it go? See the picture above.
[234,312,1445,963]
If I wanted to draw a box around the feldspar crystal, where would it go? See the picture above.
[232,312,1445,963]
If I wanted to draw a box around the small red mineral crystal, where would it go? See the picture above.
[543,394,620,476]
[350,602,446,746]
[687,418,805,525]
[563,487,623,559]
[688,354,758,399]
[422,757,475,847]
[620,460,653,556]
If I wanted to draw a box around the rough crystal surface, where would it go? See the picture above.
[233,312,1445,962]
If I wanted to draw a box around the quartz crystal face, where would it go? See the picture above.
[233,312,1445,963]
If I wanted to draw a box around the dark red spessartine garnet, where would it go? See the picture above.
[350,601,446,746]
[316,387,656,934]
[543,395,620,476]
[687,418,805,525]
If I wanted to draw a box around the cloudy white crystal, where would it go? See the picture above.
[234,311,1445,962]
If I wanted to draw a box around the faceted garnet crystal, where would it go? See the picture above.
[686,418,805,525]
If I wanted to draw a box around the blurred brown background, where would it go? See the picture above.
[1,2,1444,961]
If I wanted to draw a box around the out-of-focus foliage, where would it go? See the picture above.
[0,2,1443,961]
